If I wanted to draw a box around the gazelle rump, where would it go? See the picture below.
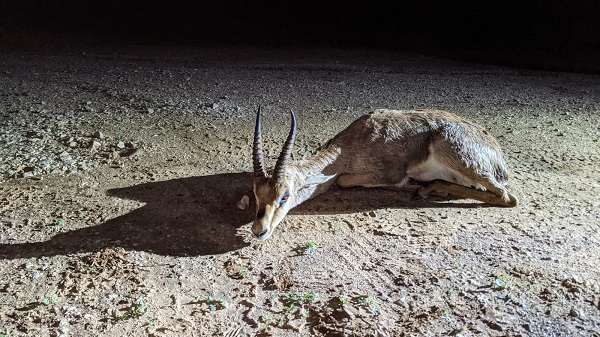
[251,108,518,240]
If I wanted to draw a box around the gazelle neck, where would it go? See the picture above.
[289,145,343,203]
[301,144,342,176]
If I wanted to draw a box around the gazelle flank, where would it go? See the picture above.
[251,108,517,240]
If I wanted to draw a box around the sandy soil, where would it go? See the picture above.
[1,45,599,336]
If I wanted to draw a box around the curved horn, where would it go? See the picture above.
[253,107,268,178]
[273,110,297,183]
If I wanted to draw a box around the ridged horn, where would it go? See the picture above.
[273,110,297,183]
[253,107,268,178]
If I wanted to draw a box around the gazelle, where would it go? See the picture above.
[252,108,517,240]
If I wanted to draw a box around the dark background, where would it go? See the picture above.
[1,0,599,72]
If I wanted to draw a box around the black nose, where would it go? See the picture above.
[256,228,268,237]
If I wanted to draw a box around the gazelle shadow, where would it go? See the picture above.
[1,173,255,259]
[0,172,487,259]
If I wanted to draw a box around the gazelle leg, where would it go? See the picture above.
[418,179,517,207]
[481,180,519,207]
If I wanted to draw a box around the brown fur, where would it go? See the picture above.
[252,109,518,240]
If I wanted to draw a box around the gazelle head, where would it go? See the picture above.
[251,108,335,240]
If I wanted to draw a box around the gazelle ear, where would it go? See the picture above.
[303,173,336,187]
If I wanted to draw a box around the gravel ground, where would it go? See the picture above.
[1,45,599,336]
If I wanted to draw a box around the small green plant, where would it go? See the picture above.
[277,317,288,327]
[200,294,229,312]
[305,241,320,254]
[119,299,148,321]
[338,295,347,306]
[357,295,379,315]
[303,292,318,301]
[57,219,66,226]
[259,314,272,332]
[41,294,59,306]
[282,292,318,313]
[357,295,371,305]
[495,275,510,290]
[284,303,298,313]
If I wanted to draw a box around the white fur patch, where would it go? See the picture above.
[406,153,480,189]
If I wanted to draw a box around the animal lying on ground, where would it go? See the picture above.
[251,107,518,240]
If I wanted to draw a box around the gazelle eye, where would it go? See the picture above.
[279,194,290,206]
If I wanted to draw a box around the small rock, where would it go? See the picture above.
[116,141,125,149]
[93,131,104,139]
[569,307,583,318]
[248,285,257,297]
[69,141,78,148]
[342,306,357,320]
[237,195,250,210]
[147,108,154,114]
[59,151,72,162]
[90,140,101,150]
[211,103,220,109]
[105,293,118,302]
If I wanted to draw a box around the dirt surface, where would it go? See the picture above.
[1,45,599,336]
